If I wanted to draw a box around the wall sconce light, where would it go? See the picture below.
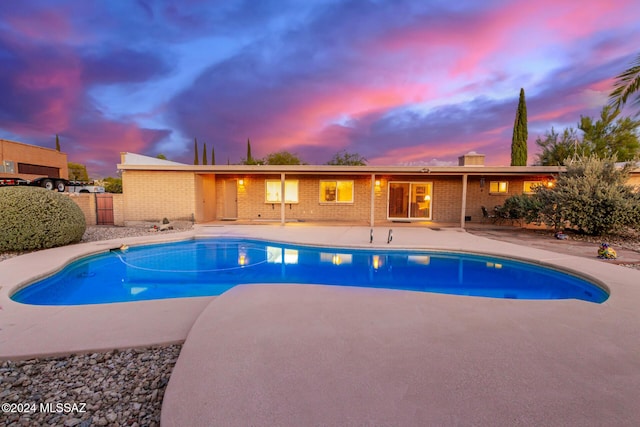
[375,180,381,188]
[238,179,245,186]
[479,178,485,188]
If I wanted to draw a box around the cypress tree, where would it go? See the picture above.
[246,138,253,164]
[211,146,215,165]
[55,134,61,152]
[203,143,208,165]
[193,138,199,165]
[511,88,528,166]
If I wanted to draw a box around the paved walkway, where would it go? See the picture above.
[2,224,640,425]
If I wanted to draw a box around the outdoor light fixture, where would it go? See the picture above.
[238,179,245,186]
[375,180,381,188]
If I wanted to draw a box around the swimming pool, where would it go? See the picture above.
[11,238,609,305]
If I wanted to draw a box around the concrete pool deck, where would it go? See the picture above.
[2,224,640,425]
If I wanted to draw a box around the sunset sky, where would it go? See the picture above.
[1,0,639,177]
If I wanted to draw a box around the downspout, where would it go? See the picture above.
[460,174,468,229]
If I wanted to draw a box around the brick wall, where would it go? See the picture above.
[464,175,549,222]
[217,175,467,223]
[67,193,97,225]
[122,170,196,222]
[432,177,463,223]
[112,194,124,226]
[221,174,374,222]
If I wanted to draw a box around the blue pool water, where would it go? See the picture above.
[11,238,609,305]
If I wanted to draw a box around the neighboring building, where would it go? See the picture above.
[118,152,579,227]
[0,138,68,180]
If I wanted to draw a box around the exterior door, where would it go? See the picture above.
[96,193,114,225]
[388,182,432,220]
[223,180,238,219]
[388,183,409,218]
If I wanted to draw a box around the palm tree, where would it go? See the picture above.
[610,53,640,114]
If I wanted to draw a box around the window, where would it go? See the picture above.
[265,180,299,203]
[319,180,354,203]
[523,181,542,194]
[1,160,15,173]
[489,181,508,194]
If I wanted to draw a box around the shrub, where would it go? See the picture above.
[501,193,541,224]
[521,155,640,235]
[0,187,86,251]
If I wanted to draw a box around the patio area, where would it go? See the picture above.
[2,224,640,425]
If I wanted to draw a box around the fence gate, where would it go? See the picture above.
[96,193,114,225]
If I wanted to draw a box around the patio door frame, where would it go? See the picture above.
[386,181,433,221]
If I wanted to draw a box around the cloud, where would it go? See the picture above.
[1,0,639,175]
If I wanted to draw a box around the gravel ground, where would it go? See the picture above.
[1,345,181,427]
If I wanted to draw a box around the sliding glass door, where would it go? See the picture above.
[388,182,432,220]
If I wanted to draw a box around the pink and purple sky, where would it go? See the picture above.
[1,0,639,177]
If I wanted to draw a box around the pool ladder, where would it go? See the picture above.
[369,228,393,243]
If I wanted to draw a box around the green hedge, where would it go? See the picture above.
[0,187,86,251]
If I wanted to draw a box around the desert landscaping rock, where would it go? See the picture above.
[1,345,181,426]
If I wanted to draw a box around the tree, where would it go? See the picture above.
[68,162,89,181]
[264,151,303,165]
[535,106,640,165]
[156,153,167,160]
[609,52,640,115]
[326,150,367,165]
[535,128,581,166]
[241,138,263,164]
[55,134,61,152]
[211,145,215,165]
[578,106,640,162]
[203,143,208,165]
[103,177,122,193]
[511,88,528,166]
[193,138,199,165]
[246,138,253,164]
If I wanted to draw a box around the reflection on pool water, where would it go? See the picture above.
[11,238,609,305]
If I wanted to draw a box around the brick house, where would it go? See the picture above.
[118,152,588,227]
[0,138,68,180]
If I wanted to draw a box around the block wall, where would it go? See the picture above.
[122,170,196,222]
[432,177,463,223]
[112,194,125,226]
[67,193,96,226]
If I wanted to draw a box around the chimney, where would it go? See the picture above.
[458,151,485,166]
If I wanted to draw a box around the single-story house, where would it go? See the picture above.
[118,151,635,228]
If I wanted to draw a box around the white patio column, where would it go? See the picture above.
[460,174,468,228]
[280,173,285,225]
